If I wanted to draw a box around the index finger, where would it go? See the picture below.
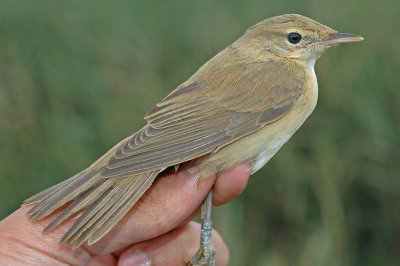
[86,162,250,255]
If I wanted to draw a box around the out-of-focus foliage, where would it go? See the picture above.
[0,1,399,265]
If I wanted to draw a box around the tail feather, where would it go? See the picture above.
[22,136,165,247]
[43,179,108,232]
[67,178,139,246]
[27,167,103,220]
[24,166,160,247]
[87,171,159,245]
[22,171,84,206]
[60,184,117,244]
[64,172,159,247]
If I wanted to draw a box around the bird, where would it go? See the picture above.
[23,14,363,265]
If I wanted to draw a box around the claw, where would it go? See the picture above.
[186,241,216,266]
[187,189,215,266]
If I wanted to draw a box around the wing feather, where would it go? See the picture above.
[102,60,303,178]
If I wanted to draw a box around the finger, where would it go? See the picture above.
[87,162,250,255]
[0,208,91,265]
[7,161,213,262]
[87,254,117,266]
[87,162,217,254]
[171,162,251,228]
[213,162,251,206]
[18,162,249,257]
[117,222,229,266]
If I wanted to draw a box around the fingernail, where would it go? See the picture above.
[120,249,152,266]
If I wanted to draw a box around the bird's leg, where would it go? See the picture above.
[187,188,216,266]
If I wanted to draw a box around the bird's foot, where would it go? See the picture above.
[187,240,216,266]
[187,189,215,266]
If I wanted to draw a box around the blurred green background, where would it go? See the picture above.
[0,0,399,265]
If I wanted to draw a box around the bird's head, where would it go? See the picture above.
[238,14,363,66]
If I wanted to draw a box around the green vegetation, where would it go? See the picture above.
[0,1,398,265]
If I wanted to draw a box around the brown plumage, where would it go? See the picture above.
[23,14,363,248]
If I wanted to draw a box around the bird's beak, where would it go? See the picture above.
[324,33,364,46]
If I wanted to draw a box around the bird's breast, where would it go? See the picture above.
[249,64,318,173]
[199,63,318,176]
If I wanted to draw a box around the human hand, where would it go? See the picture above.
[0,162,250,265]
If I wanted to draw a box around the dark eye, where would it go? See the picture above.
[287,32,302,44]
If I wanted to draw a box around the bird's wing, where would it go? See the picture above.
[101,60,304,177]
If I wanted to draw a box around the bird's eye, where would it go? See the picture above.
[287,32,302,44]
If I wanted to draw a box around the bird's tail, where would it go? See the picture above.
[23,167,160,248]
